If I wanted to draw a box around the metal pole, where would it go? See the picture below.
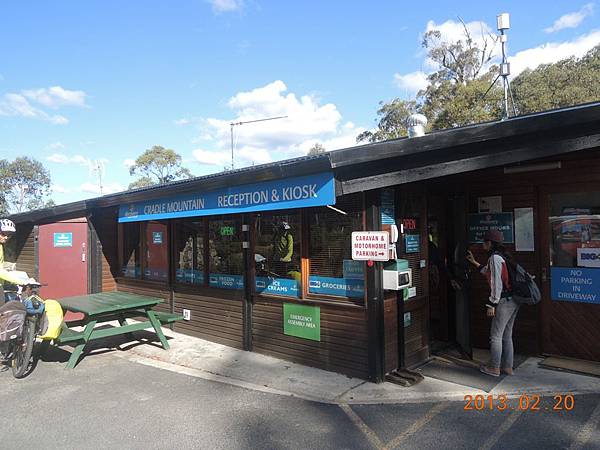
[230,123,234,170]
[229,115,287,170]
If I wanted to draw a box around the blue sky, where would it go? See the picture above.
[1,1,598,207]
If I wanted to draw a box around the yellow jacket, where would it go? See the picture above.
[0,244,25,285]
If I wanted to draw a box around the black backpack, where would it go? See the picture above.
[498,254,541,305]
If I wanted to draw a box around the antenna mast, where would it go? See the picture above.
[497,13,514,119]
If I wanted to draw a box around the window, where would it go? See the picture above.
[550,192,600,268]
[175,220,205,285]
[209,217,244,290]
[308,194,365,298]
[255,213,301,298]
[144,222,169,282]
[121,222,141,278]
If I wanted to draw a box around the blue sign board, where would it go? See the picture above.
[118,172,336,223]
[152,231,163,244]
[53,232,73,248]
[308,276,365,298]
[551,267,600,304]
[468,213,514,243]
[343,260,365,280]
[381,189,395,225]
[405,234,420,253]
[122,265,141,278]
[176,269,204,284]
[209,273,244,290]
[255,277,299,297]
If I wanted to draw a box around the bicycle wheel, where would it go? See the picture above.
[12,318,35,378]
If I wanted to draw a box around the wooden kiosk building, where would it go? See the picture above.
[8,102,600,382]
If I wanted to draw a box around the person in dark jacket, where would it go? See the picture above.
[466,230,520,377]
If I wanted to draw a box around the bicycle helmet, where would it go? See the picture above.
[0,219,16,234]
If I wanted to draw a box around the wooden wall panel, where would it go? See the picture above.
[91,207,119,292]
[14,225,36,277]
[116,278,171,313]
[172,289,243,349]
[252,298,368,379]
[383,295,398,373]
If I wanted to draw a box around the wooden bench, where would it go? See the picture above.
[54,327,85,345]
[130,310,184,324]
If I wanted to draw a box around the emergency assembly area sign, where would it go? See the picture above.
[351,231,389,261]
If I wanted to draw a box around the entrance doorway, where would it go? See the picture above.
[540,185,600,362]
[427,194,472,359]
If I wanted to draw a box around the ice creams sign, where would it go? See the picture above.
[351,231,390,261]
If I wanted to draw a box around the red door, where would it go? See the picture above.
[38,219,88,300]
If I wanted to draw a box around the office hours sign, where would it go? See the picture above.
[351,231,390,261]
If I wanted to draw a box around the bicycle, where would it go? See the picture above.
[0,277,45,378]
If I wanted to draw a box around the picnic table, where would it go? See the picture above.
[52,292,183,369]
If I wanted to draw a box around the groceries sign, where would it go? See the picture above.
[351,231,390,261]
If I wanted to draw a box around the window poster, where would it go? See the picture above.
[514,207,534,252]
[478,196,502,213]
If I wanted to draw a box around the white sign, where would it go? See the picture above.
[577,248,600,268]
[515,207,535,252]
[478,196,502,213]
[351,231,390,261]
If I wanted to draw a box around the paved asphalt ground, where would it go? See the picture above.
[1,347,599,450]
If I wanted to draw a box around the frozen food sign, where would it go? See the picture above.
[118,172,335,222]
[551,267,600,304]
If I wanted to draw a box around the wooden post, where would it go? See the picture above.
[366,190,385,383]
[242,214,254,351]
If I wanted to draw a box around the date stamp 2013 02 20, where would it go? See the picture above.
[464,394,575,412]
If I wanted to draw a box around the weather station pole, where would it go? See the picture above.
[497,13,512,119]
[229,115,288,170]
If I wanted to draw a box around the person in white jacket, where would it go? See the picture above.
[0,219,26,304]
[466,229,520,377]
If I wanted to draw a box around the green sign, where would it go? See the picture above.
[220,226,235,236]
[283,303,320,341]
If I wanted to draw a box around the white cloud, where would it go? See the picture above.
[46,153,70,164]
[393,71,429,95]
[46,141,65,151]
[191,80,363,168]
[509,29,600,76]
[174,118,191,126]
[46,153,108,172]
[206,0,243,13]
[0,86,87,124]
[80,181,124,195]
[123,158,136,168]
[0,93,68,124]
[192,149,231,167]
[22,86,87,109]
[51,184,70,194]
[545,3,595,33]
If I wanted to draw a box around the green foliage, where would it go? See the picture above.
[128,177,155,190]
[357,99,418,143]
[421,70,503,130]
[307,143,326,155]
[128,145,193,189]
[512,45,600,115]
[0,157,53,214]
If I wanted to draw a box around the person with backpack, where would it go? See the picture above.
[466,229,519,377]
[0,219,26,304]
